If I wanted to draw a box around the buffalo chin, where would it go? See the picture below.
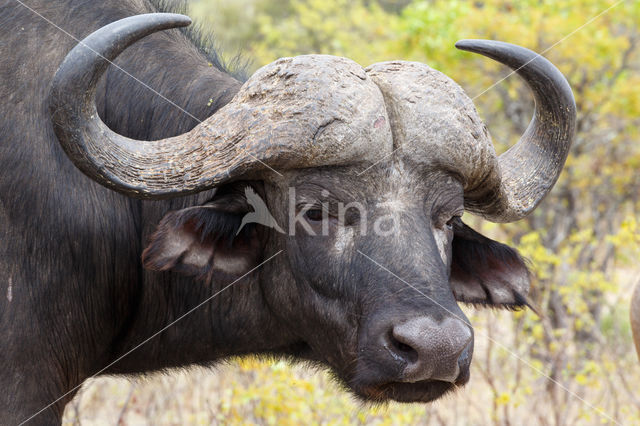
[283,348,471,404]
[352,377,466,403]
[346,367,471,404]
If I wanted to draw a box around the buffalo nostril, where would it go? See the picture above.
[388,330,419,364]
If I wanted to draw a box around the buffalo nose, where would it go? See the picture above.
[389,317,473,383]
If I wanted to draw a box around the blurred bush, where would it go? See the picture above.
[65,1,640,424]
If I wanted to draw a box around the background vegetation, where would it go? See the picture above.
[63,0,640,424]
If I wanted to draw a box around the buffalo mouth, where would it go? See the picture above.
[280,341,471,403]
[349,368,471,403]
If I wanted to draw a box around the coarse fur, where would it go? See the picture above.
[1,1,532,423]
[150,0,249,80]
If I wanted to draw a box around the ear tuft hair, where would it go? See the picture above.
[169,206,254,247]
[450,218,533,311]
[142,188,262,281]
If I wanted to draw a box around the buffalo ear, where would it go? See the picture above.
[142,189,262,281]
[450,219,532,310]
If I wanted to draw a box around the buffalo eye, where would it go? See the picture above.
[445,215,460,231]
[305,209,324,222]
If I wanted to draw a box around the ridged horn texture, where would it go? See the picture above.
[365,60,501,211]
[50,14,392,199]
[455,40,576,222]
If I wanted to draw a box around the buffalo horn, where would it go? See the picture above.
[455,40,576,222]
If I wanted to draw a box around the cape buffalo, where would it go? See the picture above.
[0,0,575,423]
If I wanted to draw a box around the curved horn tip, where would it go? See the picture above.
[113,13,193,31]
[154,13,192,27]
[454,39,488,52]
[455,39,525,55]
[454,39,476,50]
[139,13,192,26]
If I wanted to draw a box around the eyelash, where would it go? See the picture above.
[445,215,459,229]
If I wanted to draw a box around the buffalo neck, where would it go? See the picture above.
[104,264,294,374]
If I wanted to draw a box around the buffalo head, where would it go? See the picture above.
[49,14,575,403]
